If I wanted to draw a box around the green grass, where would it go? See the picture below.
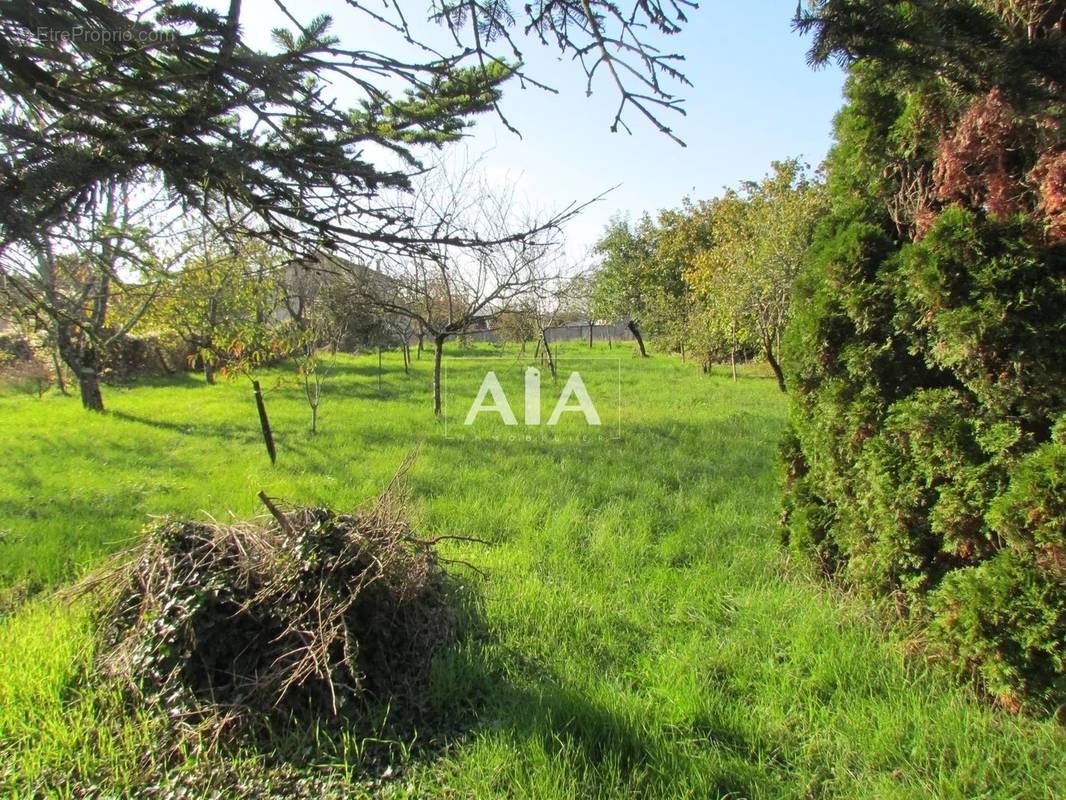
[1,343,1063,798]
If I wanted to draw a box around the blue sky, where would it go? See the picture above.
[233,1,846,258]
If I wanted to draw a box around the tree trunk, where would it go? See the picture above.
[417,334,424,360]
[589,322,594,348]
[78,369,104,411]
[730,318,738,382]
[303,365,321,434]
[541,330,557,379]
[432,335,446,415]
[56,326,104,411]
[204,361,216,385]
[680,340,686,362]
[765,344,786,393]
[51,348,68,395]
[75,343,104,411]
[627,320,648,357]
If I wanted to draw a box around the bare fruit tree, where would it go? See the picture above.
[528,262,579,379]
[0,180,191,410]
[331,160,580,414]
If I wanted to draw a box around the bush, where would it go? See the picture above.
[780,427,839,574]
[987,418,1066,568]
[100,332,195,382]
[0,356,53,398]
[931,549,1066,713]
[0,331,54,397]
[931,424,1066,711]
[896,208,1066,426]
[848,388,1006,597]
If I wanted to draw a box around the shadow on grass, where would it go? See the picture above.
[166,586,767,799]
[109,409,277,453]
[417,641,767,798]
[110,409,219,436]
[105,370,211,391]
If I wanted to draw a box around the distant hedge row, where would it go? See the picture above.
[783,2,1065,714]
[0,330,193,385]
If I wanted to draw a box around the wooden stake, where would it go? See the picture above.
[257,490,292,535]
[252,379,277,465]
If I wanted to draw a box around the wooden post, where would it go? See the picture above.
[252,379,277,465]
[257,490,292,535]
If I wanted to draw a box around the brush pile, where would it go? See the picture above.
[77,487,456,728]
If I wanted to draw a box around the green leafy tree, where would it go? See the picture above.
[591,217,655,356]
[684,197,755,379]
[644,201,715,362]
[151,239,283,384]
[1,180,173,410]
[688,160,823,391]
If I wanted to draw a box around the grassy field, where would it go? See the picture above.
[1,343,1063,798]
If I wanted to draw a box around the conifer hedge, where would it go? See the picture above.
[784,2,1066,713]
